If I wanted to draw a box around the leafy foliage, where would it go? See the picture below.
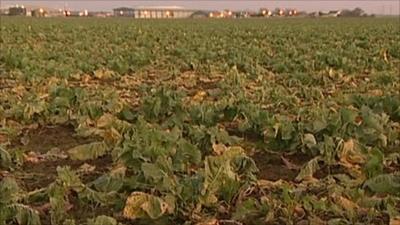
[0,17,399,225]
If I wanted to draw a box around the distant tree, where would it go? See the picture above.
[352,7,365,16]
[340,7,366,17]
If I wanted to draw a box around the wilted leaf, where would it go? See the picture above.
[123,192,168,220]
[338,139,366,168]
[281,156,300,170]
[0,134,7,144]
[78,163,96,173]
[390,218,400,225]
[295,156,320,182]
[195,218,219,225]
[192,90,207,102]
[45,147,68,160]
[303,133,317,148]
[68,142,108,161]
[94,69,114,80]
[333,194,358,212]
[24,151,44,164]
[212,143,227,155]
[12,204,42,225]
[232,198,258,221]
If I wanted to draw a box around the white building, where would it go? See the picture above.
[133,6,196,18]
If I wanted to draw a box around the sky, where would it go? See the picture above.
[1,1,400,15]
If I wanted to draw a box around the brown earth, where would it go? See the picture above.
[9,125,115,224]
[252,151,310,181]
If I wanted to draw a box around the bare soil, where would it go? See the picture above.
[10,125,114,224]
[252,151,310,181]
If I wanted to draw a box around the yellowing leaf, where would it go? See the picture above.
[195,218,219,225]
[94,69,114,80]
[257,179,286,190]
[303,133,317,147]
[390,218,400,225]
[192,90,207,102]
[333,194,359,212]
[369,89,383,96]
[338,139,366,168]
[96,114,115,128]
[23,151,43,164]
[68,142,108,161]
[0,134,7,144]
[123,192,169,220]
[212,143,227,155]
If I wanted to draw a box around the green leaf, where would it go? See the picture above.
[68,142,109,161]
[56,166,83,188]
[280,121,295,140]
[79,187,112,205]
[364,148,384,178]
[202,146,257,204]
[363,174,400,196]
[63,219,76,225]
[48,183,68,224]
[141,163,164,182]
[232,198,259,221]
[0,177,21,204]
[93,174,124,193]
[87,215,117,225]
[0,146,12,169]
[11,204,41,225]
[173,139,202,171]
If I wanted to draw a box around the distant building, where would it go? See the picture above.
[0,8,9,15]
[328,10,341,17]
[31,8,45,17]
[113,6,196,18]
[66,11,82,17]
[319,10,342,17]
[9,5,27,16]
[133,6,196,18]
[259,8,272,17]
[190,11,209,18]
[89,11,112,17]
[286,9,298,16]
[295,11,308,17]
[31,7,65,17]
[208,11,220,18]
[236,11,251,18]
[309,12,320,17]
[113,7,134,17]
